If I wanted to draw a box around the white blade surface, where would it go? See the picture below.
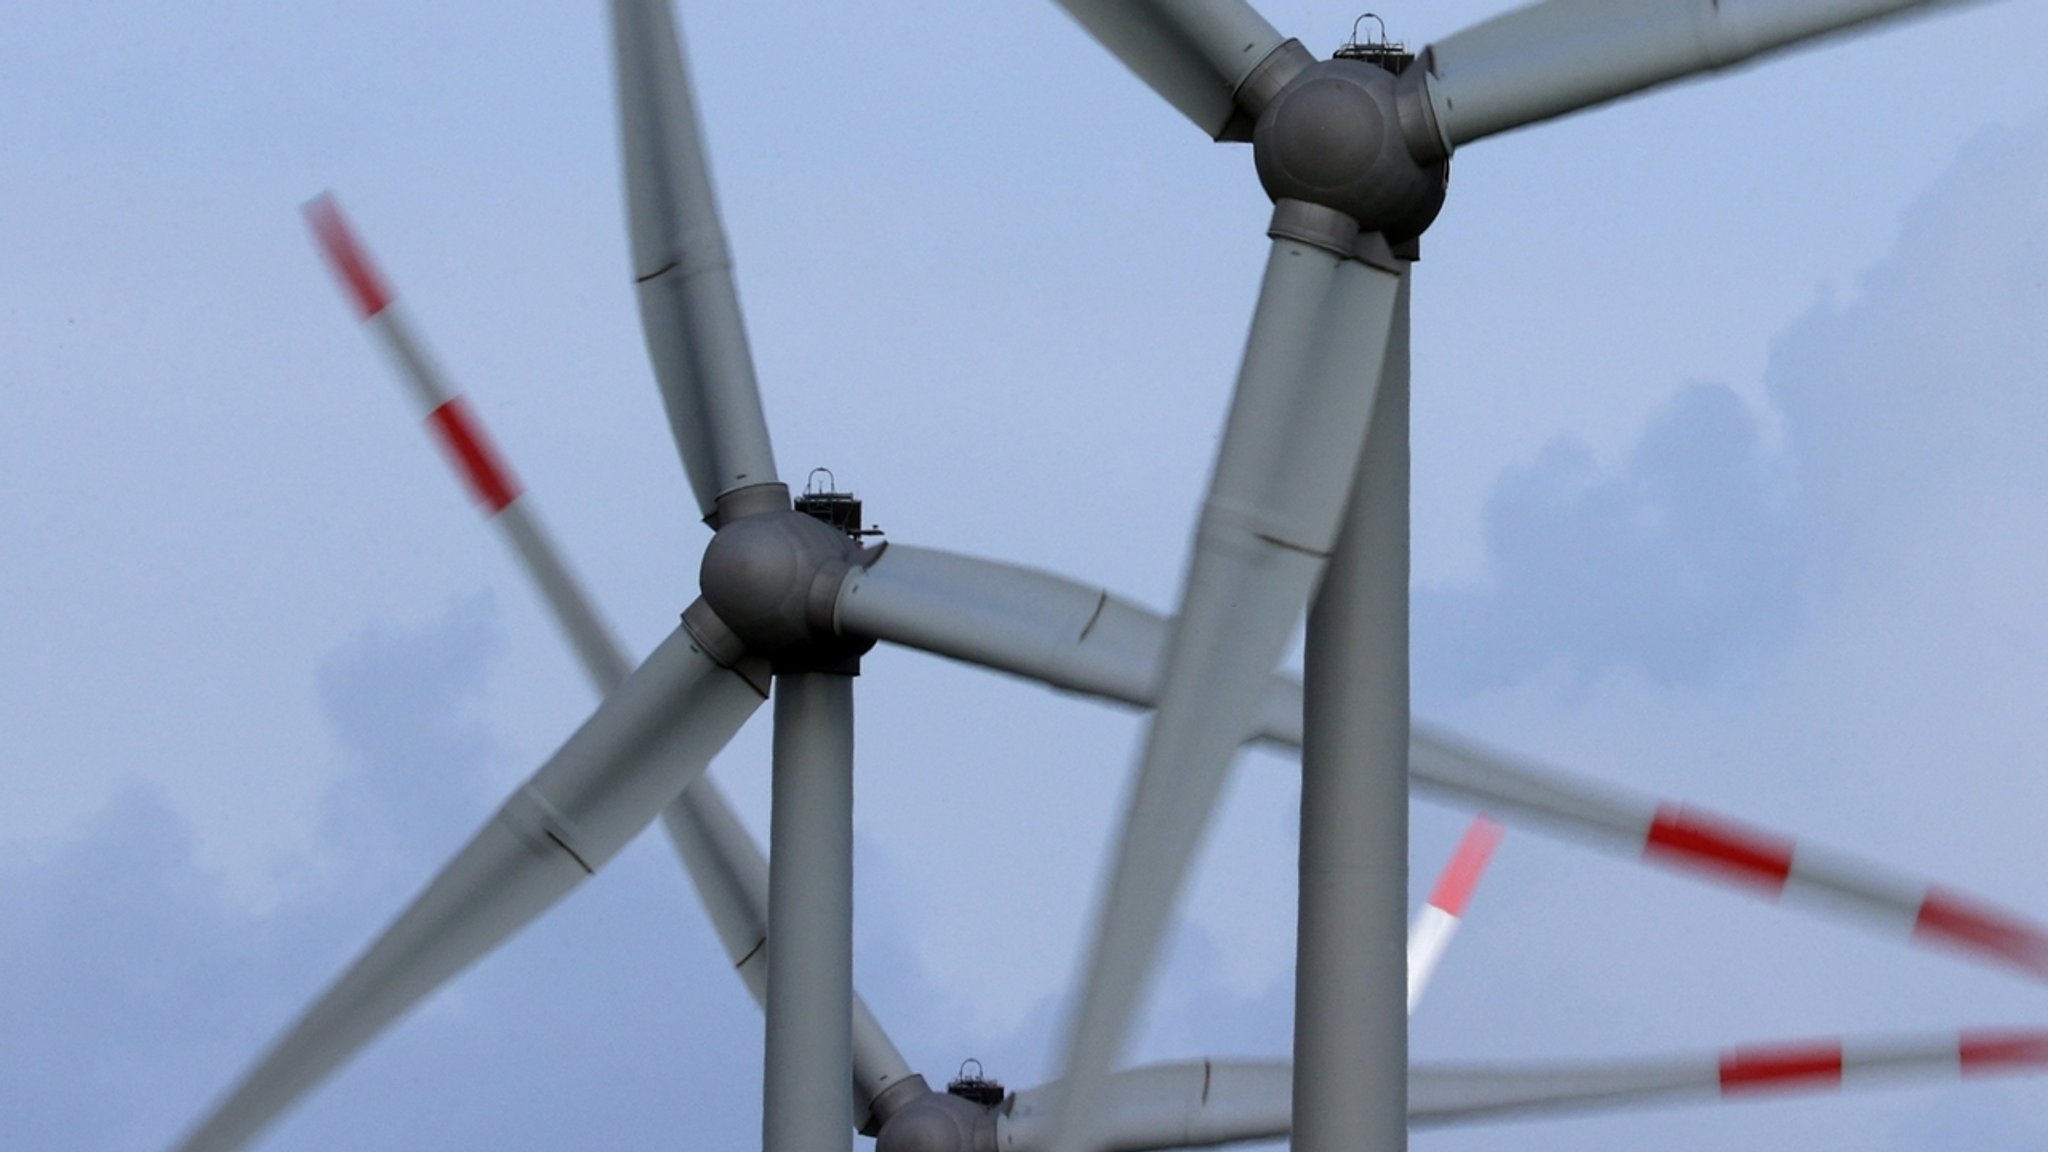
[836,548,2048,983]
[1003,1061,1293,1152]
[167,622,763,1152]
[1049,0,1289,139]
[835,543,1307,744]
[997,1031,2048,1149]
[308,196,921,1128]
[1418,0,1986,151]
[612,0,780,517]
[1052,239,1402,1151]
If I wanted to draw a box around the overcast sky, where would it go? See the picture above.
[5,1,2048,1150]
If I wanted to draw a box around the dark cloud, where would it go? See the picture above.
[0,788,274,1150]
[1418,116,2048,709]
[1416,380,1806,701]
[0,597,767,1151]
[313,593,507,880]
[1770,121,2048,560]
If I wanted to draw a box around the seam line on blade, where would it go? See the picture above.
[546,830,596,874]
[1076,591,1110,642]
[634,258,680,284]
[1255,531,1331,559]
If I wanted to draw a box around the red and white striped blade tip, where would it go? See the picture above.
[1642,805,2048,980]
[1412,1028,2048,1125]
[425,397,521,515]
[1430,816,1505,917]
[303,193,392,319]
[1719,1030,2048,1095]
[301,195,522,516]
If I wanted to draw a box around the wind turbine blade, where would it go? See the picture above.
[611,0,781,521]
[996,1031,2048,1149]
[1412,0,1996,154]
[834,543,1306,746]
[1051,234,1403,1151]
[1410,1030,2048,1127]
[1407,817,1504,1013]
[167,619,763,1152]
[307,196,922,1129]
[1047,0,1294,140]
[1002,1061,1294,1152]
[1409,725,2048,981]
[838,548,2048,984]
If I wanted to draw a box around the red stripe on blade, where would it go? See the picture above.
[1915,890,2048,977]
[426,398,520,514]
[1643,806,1794,892]
[303,195,392,318]
[1960,1030,2048,1073]
[1429,817,1504,917]
[1718,1043,1843,1095]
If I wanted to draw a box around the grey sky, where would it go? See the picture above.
[5,1,2048,1149]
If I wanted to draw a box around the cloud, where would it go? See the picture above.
[0,788,272,1150]
[0,596,530,1150]
[1415,379,1805,701]
[311,593,507,878]
[1770,121,2048,583]
[0,597,775,1151]
[1417,117,2048,715]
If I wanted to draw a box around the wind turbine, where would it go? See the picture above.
[1032,1,2044,1150]
[161,1,2048,1151]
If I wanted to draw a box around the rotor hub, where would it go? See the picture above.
[1252,58,1447,244]
[698,508,874,670]
[873,1088,997,1152]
